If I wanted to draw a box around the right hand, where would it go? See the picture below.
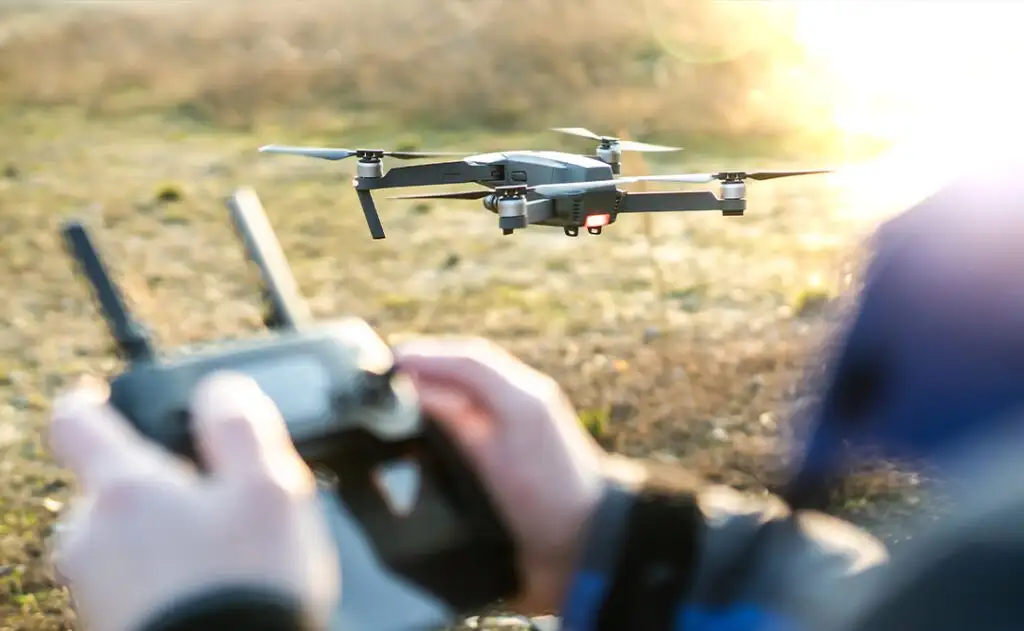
[394,338,608,615]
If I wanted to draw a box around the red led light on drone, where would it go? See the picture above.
[585,214,610,228]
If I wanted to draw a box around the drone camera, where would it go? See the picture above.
[497,197,528,232]
[494,185,529,234]
[61,220,158,365]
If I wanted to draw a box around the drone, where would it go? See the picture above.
[260,127,833,239]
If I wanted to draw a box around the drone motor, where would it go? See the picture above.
[350,150,386,179]
[595,142,623,174]
[719,177,747,217]
[356,159,384,179]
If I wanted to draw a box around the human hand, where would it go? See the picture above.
[48,373,339,631]
[394,338,608,614]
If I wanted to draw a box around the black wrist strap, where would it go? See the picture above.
[137,587,318,631]
[595,460,704,631]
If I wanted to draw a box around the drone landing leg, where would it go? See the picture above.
[356,190,387,240]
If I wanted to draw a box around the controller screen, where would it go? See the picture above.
[236,355,334,442]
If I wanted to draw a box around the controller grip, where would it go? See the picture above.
[410,421,519,608]
[323,418,519,613]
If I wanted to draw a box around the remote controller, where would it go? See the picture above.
[60,188,519,630]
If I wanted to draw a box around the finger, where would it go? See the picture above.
[395,338,540,411]
[190,371,312,491]
[49,381,172,492]
[414,379,493,455]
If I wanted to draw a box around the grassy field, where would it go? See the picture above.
[0,2,920,629]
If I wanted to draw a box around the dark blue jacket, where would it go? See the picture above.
[789,157,1024,497]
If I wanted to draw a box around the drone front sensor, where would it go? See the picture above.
[260,129,834,239]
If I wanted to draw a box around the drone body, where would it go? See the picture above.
[260,128,832,239]
[458,150,620,233]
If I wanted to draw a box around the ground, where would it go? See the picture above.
[0,109,922,630]
[0,4,920,629]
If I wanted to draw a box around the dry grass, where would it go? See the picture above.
[0,3,915,629]
[0,0,856,152]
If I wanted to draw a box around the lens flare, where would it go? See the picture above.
[788,0,1024,220]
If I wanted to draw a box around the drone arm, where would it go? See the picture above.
[357,161,503,190]
[618,191,724,213]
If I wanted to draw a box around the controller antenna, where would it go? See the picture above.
[61,220,158,364]
[225,187,312,331]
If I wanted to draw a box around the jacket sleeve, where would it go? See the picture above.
[137,588,321,631]
[560,456,889,631]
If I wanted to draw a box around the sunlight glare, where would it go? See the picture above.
[789,0,1024,220]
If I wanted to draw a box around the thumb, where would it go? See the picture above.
[190,371,311,490]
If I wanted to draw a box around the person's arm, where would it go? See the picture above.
[562,457,889,631]
[137,588,320,631]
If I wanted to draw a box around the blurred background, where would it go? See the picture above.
[4,0,1020,212]
[2,1,1023,628]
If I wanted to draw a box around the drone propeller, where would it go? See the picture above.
[550,127,680,153]
[718,169,835,181]
[660,169,835,183]
[259,145,471,161]
[531,169,835,195]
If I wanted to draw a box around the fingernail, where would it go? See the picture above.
[52,378,109,417]
[75,374,108,392]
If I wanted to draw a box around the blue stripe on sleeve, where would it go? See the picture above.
[562,575,802,631]
[678,604,802,631]
[560,570,609,631]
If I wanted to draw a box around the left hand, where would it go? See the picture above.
[48,373,340,631]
